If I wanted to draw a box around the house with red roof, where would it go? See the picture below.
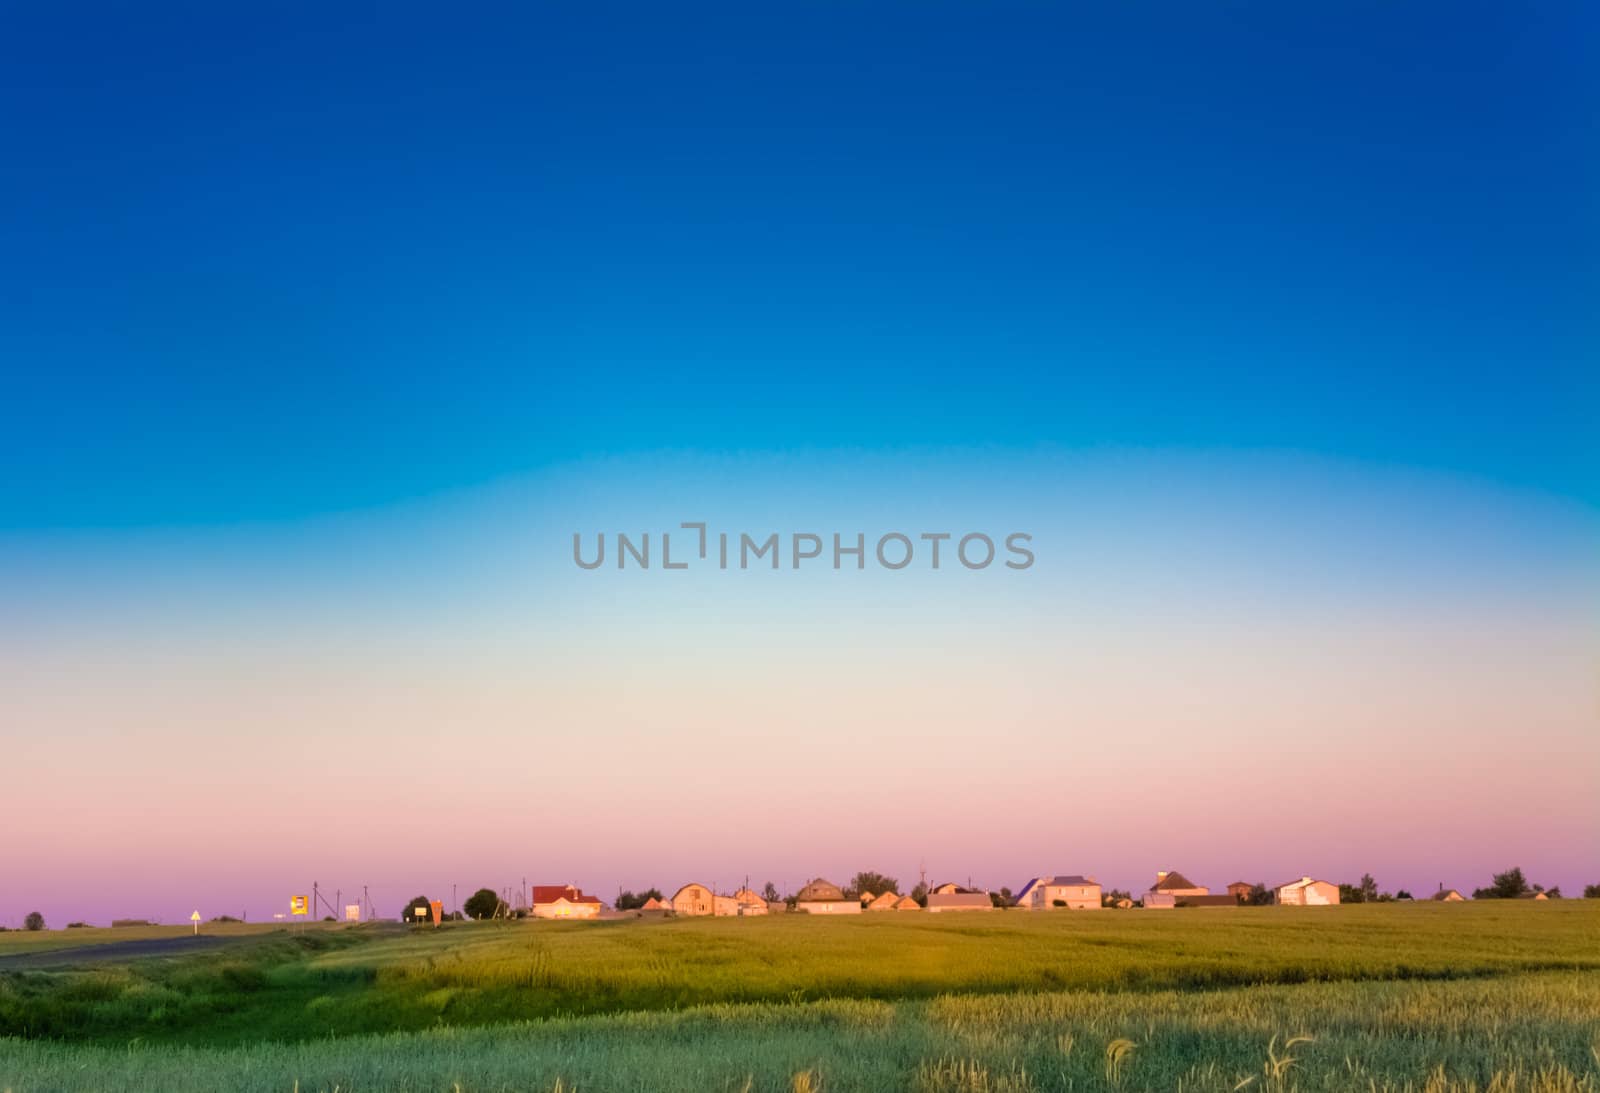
[530,884,603,919]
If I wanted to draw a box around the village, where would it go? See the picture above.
[397,869,1543,924]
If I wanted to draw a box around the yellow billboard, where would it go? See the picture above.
[290,895,310,916]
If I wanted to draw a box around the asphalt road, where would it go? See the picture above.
[0,934,245,969]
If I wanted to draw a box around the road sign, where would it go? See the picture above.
[290,895,309,916]
[190,910,201,935]
[344,904,361,922]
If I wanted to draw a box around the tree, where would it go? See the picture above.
[1584,884,1600,899]
[464,887,501,920]
[850,871,899,898]
[24,911,44,931]
[762,881,781,904]
[1359,874,1379,904]
[616,888,663,911]
[1546,886,1562,899]
[910,882,929,907]
[1102,888,1132,907]
[997,886,1015,907]
[402,895,434,923]
[1473,867,1531,900]
[1395,889,1414,901]
[1247,884,1273,906]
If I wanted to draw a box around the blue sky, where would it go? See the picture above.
[2,2,1595,528]
[3,5,1599,920]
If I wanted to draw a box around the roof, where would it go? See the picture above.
[893,894,921,909]
[1151,871,1201,891]
[866,891,901,910]
[1430,889,1462,901]
[1042,875,1097,887]
[1273,877,1336,891]
[796,879,846,902]
[926,891,993,909]
[858,890,876,902]
[640,897,666,910]
[530,885,600,906]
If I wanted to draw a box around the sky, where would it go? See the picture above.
[1,3,1596,925]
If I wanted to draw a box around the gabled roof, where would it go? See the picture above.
[796,878,845,902]
[866,891,900,910]
[893,894,921,910]
[1043,875,1096,887]
[640,896,666,910]
[531,884,600,906]
[1273,876,1336,891]
[858,890,876,902]
[1151,871,1201,891]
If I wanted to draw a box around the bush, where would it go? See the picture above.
[24,912,45,931]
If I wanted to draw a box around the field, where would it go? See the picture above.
[2,903,1597,1091]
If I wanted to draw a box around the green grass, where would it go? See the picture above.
[2,903,1597,1090]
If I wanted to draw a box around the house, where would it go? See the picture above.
[530,885,602,919]
[795,878,861,914]
[865,891,902,911]
[1226,881,1253,903]
[1142,870,1207,908]
[1274,877,1340,906]
[639,896,668,912]
[1015,875,1102,910]
[1431,888,1464,902]
[670,882,716,916]
[732,887,769,916]
[925,890,994,912]
[892,894,921,911]
[930,881,967,895]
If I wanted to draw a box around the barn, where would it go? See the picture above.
[794,878,861,914]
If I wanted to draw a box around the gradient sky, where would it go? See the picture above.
[1,3,1596,925]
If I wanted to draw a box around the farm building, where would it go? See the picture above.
[925,890,994,912]
[639,896,668,912]
[1431,888,1464,902]
[732,887,769,916]
[892,894,921,910]
[1274,877,1340,905]
[930,882,967,895]
[794,878,861,914]
[1226,881,1253,902]
[858,890,877,905]
[865,891,902,911]
[1015,875,1102,910]
[530,885,602,919]
[1142,870,1208,909]
[670,883,717,916]
[1518,891,1550,901]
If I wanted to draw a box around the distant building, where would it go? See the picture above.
[671,882,717,916]
[1143,870,1207,908]
[1015,875,1102,910]
[530,885,602,919]
[865,891,902,911]
[1431,888,1464,902]
[1518,891,1550,901]
[639,896,668,912]
[1225,881,1253,903]
[892,894,921,911]
[925,890,994,912]
[795,879,861,914]
[732,887,769,916]
[858,890,877,905]
[1273,877,1340,906]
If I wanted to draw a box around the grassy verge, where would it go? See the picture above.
[3,970,1598,1091]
